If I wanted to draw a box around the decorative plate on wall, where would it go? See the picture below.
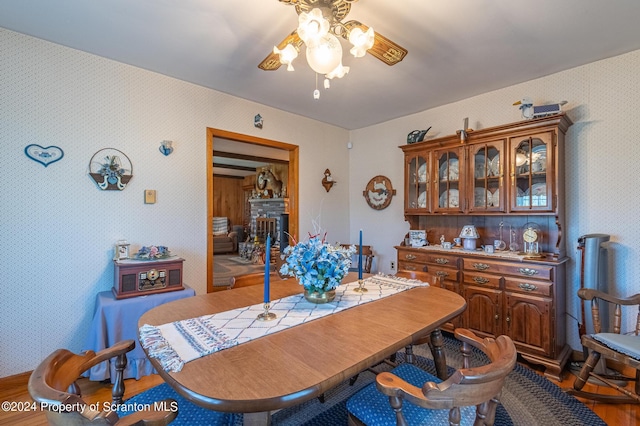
[89,148,133,191]
[363,175,396,210]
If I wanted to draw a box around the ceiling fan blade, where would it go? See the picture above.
[258,30,304,71]
[343,20,407,66]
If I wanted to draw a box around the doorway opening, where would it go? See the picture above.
[207,128,299,293]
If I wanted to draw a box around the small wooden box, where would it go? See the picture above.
[113,257,184,299]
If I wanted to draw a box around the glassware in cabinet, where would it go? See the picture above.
[405,152,430,212]
[469,140,505,212]
[510,132,553,212]
[434,148,464,212]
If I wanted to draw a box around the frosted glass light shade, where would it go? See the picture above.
[306,33,342,75]
[297,8,329,44]
[326,63,349,79]
[349,27,375,58]
[274,44,298,71]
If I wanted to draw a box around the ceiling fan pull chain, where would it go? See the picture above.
[314,73,320,100]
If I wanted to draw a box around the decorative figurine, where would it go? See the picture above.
[254,114,263,129]
[407,126,431,144]
[457,117,471,143]
[513,98,567,119]
[321,169,335,192]
[159,140,174,156]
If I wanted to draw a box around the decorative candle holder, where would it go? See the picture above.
[353,279,368,293]
[256,303,277,321]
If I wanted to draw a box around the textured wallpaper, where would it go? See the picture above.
[2,25,639,376]
[349,49,640,352]
[0,28,349,377]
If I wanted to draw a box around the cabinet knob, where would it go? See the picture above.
[473,263,490,270]
[518,283,538,292]
[506,316,511,323]
[435,258,449,264]
[405,254,417,260]
[518,268,538,276]
[473,276,490,284]
[495,314,500,320]
[436,271,449,278]
[405,265,417,271]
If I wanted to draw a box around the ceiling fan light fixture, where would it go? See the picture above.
[297,8,330,44]
[305,33,342,75]
[273,44,298,71]
[348,26,375,58]
[258,0,408,99]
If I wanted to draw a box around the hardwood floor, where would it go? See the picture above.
[1,361,638,425]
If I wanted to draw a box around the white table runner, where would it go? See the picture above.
[139,274,427,372]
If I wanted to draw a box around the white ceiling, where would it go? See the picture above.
[1,1,640,130]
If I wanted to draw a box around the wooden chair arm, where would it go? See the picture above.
[578,288,640,306]
[454,328,484,348]
[76,340,135,375]
[85,340,135,366]
[376,372,451,406]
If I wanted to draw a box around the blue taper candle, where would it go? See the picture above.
[264,234,271,303]
[358,229,363,279]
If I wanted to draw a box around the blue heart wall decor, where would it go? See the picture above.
[25,144,64,167]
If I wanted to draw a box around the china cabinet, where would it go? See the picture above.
[397,114,572,380]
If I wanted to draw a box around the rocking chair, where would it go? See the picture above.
[568,288,640,403]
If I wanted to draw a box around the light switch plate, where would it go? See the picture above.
[144,190,156,204]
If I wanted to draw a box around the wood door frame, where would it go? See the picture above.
[207,128,299,293]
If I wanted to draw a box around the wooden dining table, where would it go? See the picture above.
[138,273,466,425]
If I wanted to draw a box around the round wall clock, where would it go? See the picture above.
[363,175,396,210]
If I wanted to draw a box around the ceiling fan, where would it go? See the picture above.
[258,0,407,80]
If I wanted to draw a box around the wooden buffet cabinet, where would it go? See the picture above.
[397,114,573,380]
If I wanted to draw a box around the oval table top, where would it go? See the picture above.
[138,273,466,414]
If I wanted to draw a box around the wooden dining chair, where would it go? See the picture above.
[255,217,277,243]
[347,328,517,426]
[567,288,640,403]
[340,244,374,273]
[28,339,177,425]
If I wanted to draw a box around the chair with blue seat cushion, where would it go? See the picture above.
[119,382,240,425]
[568,288,640,403]
[347,329,516,426]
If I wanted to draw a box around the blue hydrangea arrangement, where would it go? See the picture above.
[279,236,355,294]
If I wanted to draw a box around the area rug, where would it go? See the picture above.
[268,334,606,426]
[213,254,265,287]
[126,334,606,425]
[227,256,255,265]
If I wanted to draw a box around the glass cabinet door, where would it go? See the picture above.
[469,140,505,212]
[510,132,553,212]
[434,148,463,212]
[405,152,430,212]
